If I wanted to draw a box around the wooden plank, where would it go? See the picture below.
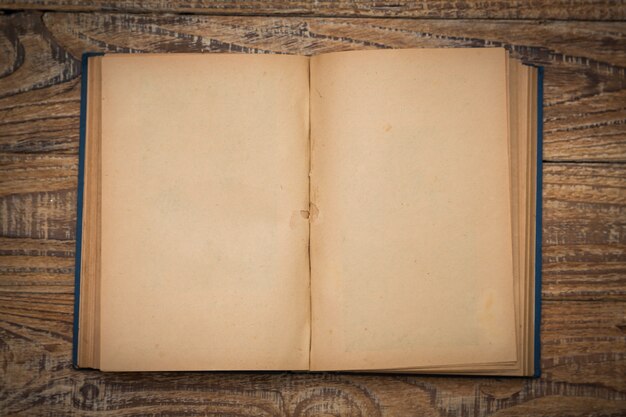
[1,0,625,21]
[0,299,624,415]
[0,153,77,197]
[0,9,623,417]
[542,163,626,300]
[1,13,625,161]
[1,159,624,300]
[1,12,625,298]
[1,154,625,301]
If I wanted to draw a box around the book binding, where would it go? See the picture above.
[533,65,544,378]
[73,52,105,368]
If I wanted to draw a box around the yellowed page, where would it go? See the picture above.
[310,48,518,370]
[99,54,310,371]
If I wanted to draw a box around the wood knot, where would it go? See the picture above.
[79,383,100,402]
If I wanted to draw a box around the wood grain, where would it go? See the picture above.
[0,9,625,417]
[1,0,625,21]
[1,298,625,415]
[2,155,624,300]
[2,13,625,161]
[543,163,626,300]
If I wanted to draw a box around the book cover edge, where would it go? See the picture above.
[70,53,545,376]
[533,66,544,378]
[73,52,105,369]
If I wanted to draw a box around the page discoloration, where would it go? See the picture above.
[309,48,518,370]
[98,54,311,371]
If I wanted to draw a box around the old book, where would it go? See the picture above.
[74,48,542,376]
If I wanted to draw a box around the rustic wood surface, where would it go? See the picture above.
[0,3,625,416]
[1,0,626,20]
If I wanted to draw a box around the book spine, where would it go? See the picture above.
[533,66,544,378]
[73,52,105,368]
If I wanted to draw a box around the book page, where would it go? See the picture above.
[98,54,311,371]
[310,48,518,370]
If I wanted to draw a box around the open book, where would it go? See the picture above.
[74,48,542,376]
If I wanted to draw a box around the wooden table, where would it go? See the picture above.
[1,1,625,415]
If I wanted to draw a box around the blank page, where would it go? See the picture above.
[99,54,311,371]
[310,48,518,370]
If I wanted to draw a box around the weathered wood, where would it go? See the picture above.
[1,11,625,299]
[542,163,626,300]
[1,13,625,161]
[1,0,625,21]
[1,298,624,415]
[2,156,624,300]
[1,9,625,417]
